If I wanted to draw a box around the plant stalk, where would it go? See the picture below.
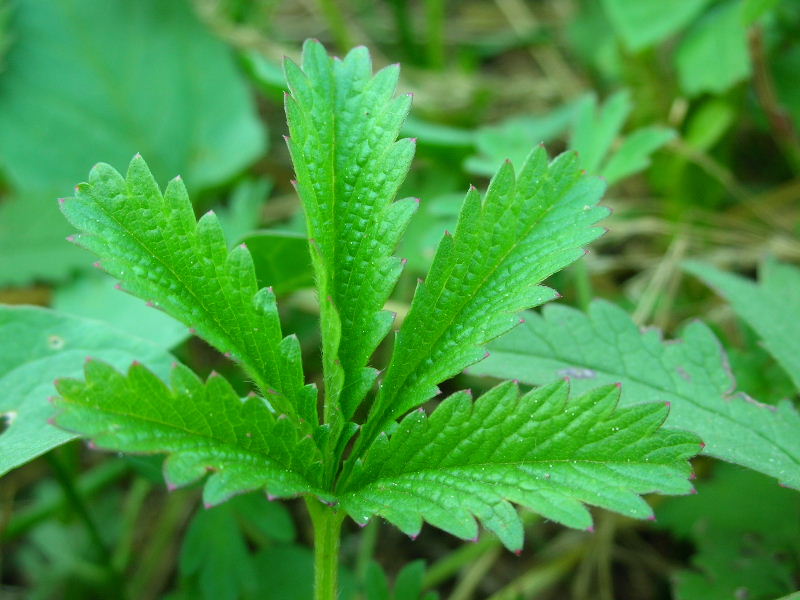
[306,497,346,600]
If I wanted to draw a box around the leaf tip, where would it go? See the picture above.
[586,525,595,533]
[513,548,522,556]
[66,235,75,243]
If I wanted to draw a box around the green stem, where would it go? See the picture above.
[316,0,353,53]
[306,497,346,600]
[45,452,109,560]
[425,0,446,68]
[2,458,129,542]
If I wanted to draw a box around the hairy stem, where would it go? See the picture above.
[306,497,346,600]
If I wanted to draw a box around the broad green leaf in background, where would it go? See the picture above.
[239,231,314,296]
[464,100,580,177]
[52,360,326,505]
[216,178,272,246]
[0,0,265,285]
[179,503,257,600]
[171,493,296,600]
[470,300,800,489]
[658,463,800,600]
[570,91,675,184]
[684,259,800,391]
[0,306,174,476]
[285,40,417,423]
[250,544,358,600]
[52,275,188,350]
[600,0,711,51]
[59,156,317,425]
[356,148,607,457]
[341,381,698,552]
[676,0,752,97]
[464,92,673,185]
[365,560,437,600]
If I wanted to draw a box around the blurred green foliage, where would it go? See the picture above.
[1,0,799,598]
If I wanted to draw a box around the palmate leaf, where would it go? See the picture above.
[684,259,800,391]
[341,380,698,551]
[285,40,417,422]
[59,156,316,425]
[358,147,608,456]
[470,300,800,489]
[53,360,325,506]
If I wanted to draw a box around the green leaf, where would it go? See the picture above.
[0,193,88,286]
[470,300,800,489]
[52,274,189,350]
[285,39,417,422]
[0,0,265,285]
[216,178,272,246]
[359,148,607,455]
[600,126,676,184]
[571,91,633,176]
[341,381,698,552]
[464,101,580,177]
[569,91,675,184]
[179,503,257,600]
[251,544,358,599]
[0,305,174,476]
[59,155,316,424]
[52,359,325,505]
[657,463,800,600]
[676,0,752,97]
[240,230,314,296]
[601,0,711,51]
[684,259,800,391]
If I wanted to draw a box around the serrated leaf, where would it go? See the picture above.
[0,0,265,285]
[470,300,800,489]
[59,156,316,424]
[359,148,607,455]
[52,360,325,505]
[0,305,174,476]
[341,381,698,551]
[684,259,800,391]
[285,39,417,421]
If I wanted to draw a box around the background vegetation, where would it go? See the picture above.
[1,0,799,598]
